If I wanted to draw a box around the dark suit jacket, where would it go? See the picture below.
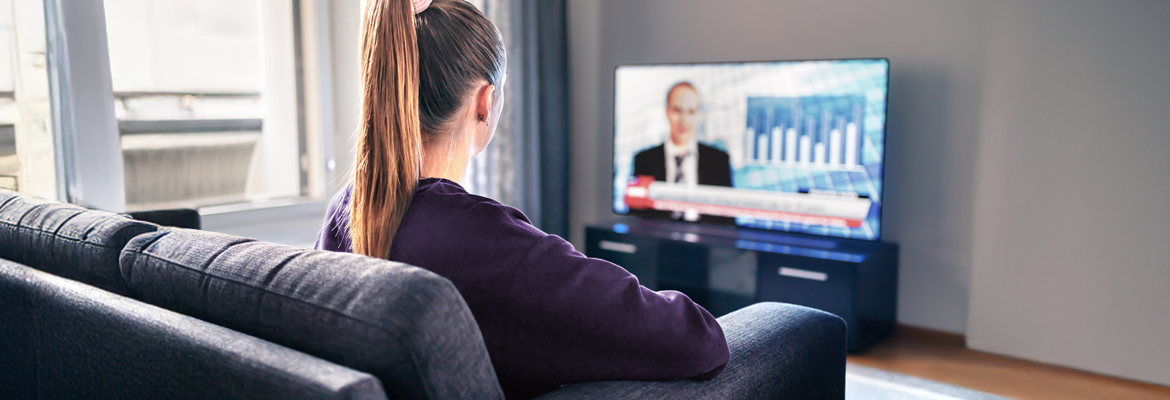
[633,143,733,187]
[630,142,735,225]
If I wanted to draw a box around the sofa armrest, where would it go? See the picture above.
[535,302,846,400]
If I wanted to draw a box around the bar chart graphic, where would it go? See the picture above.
[735,95,885,239]
[744,96,866,170]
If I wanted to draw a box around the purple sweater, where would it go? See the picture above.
[315,178,728,399]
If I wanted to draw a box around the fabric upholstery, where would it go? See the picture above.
[534,302,847,400]
[0,259,387,400]
[0,189,158,295]
[120,228,504,400]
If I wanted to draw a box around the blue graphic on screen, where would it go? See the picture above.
[613,59,888,240]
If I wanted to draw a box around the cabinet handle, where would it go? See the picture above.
[779,267,827,281]
[599,240,637,254]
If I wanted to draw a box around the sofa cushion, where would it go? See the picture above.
[0,258,388,400]
[120,228,504,400]
[0,189,158,295]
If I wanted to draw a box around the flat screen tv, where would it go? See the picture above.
[612,58,890,241]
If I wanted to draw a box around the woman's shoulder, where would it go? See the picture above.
[390,179,547,270]
[326,184,354,218]
[408,178,542,237]
[317,185,355,252]
[326,179,544,244]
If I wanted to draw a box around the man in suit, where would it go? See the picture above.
[632,82,735,225]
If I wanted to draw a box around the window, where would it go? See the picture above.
[0,0,57,198]
[103,0,326,211]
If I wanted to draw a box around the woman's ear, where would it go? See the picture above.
[469,83,496,156]
[476,84,495,123]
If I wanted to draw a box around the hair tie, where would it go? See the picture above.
[412,0,432,14]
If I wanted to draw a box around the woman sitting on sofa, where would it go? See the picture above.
[314,0,729,398]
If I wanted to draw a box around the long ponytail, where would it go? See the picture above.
[350,0,505,259]
[352,0,422,259]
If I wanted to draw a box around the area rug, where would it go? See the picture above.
[847,364,1014,400]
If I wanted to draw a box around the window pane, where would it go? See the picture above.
[104,0,308,210]
[0,0,57,198]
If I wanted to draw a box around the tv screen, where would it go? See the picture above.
[612,58,889,241]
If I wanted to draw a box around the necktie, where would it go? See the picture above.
[671,154,686,220]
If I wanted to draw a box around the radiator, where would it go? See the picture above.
[121,132,260,207]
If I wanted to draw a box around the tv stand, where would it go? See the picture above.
[585,217,898,353]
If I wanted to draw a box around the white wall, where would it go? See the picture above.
[569,0,988,334]
[968,0,1170,386]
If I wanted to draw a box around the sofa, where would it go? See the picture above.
[0,189,847,399]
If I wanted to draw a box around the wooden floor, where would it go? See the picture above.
[847,326,1170,400]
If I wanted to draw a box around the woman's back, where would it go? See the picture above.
[329,1,727,397]
[317,178,728,399]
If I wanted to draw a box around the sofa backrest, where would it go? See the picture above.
[0,190,157,295]
[119,228,504,400]
[0,258,387,400]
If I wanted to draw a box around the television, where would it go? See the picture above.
[612,58,890,241]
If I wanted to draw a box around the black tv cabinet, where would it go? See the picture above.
[585,218,898,353]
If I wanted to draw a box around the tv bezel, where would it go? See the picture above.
[610,57,892,242]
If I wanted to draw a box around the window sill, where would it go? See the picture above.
[200,197,328,248]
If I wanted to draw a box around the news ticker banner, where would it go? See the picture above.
[623,175,871,228]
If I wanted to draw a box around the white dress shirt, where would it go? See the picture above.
[664,139,699,187]
[664,139,700,221]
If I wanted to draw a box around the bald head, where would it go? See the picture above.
[665,82,701,148]
[666,82,698,105]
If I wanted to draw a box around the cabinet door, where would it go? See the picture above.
[756,252,856,325]
[585,228,659,290]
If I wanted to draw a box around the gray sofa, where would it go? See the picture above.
[0,189,846,399]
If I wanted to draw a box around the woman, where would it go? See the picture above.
[315,0,729,398]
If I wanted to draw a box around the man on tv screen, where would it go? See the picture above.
[632,81,735,225]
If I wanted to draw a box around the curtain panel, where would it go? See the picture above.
[464,0,568,238]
